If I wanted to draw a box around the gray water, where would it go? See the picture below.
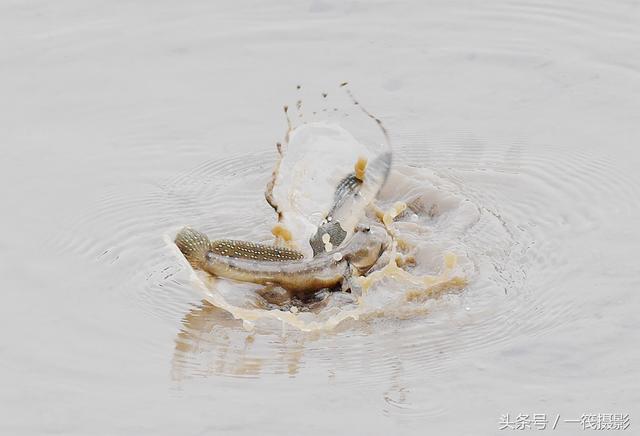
[1,1,639,435]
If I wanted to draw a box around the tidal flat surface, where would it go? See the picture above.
[1,1,639,435]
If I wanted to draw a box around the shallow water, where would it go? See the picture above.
[1,0,639,435]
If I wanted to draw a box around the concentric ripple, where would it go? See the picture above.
[47,118,640,389]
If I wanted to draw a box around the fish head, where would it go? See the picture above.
[344,223,389,273]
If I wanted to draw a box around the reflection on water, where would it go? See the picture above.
[173,300,306,379]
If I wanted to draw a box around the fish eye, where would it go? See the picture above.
[205,251,214,261]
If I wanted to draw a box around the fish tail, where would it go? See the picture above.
[175,227,211,267]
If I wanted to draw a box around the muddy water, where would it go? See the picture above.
[1,0,639,435]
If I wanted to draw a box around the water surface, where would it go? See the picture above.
[1,0,639,434]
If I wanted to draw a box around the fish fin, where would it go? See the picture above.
[309,221,347,257]
[210,239,304,261]
[360,151,392,199]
